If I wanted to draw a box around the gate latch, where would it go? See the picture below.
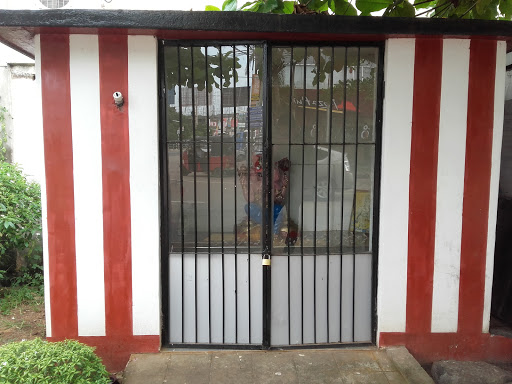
[262,254,271,266]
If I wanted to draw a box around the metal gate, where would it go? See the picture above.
[160,41,382,348]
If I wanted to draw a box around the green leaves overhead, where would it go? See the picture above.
[240,0,293,12]
[206,0,512,19]
[282,1,296,13]
[333,0,358,15]
[355,0,392,14]
[384,0,416,16]
[413,0,434,9]
[222,0,238,10]
[500,0,512,18]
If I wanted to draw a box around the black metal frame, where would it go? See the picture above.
[262,42,272,348]
[159,39,385,350]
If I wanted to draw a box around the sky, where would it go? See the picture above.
[166,0,217,11]
[0,0,220,11]
[100,0,221,11]
[99,0,220,11]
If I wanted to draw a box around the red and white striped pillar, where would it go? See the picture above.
[36,33,161,371]
[378,37,511,362]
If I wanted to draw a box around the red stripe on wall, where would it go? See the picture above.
[406,38,443,334]
[458,39,497,334]
[99,35,133,337]
[40,34,78,338]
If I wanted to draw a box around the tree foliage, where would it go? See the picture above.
[0,162,41,284]
[164,46,241,94]
[207,0,512,20]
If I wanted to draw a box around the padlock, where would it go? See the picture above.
[262,254,271,266]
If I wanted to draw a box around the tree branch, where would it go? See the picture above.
[415,0,450,17]
[459,1,477,18]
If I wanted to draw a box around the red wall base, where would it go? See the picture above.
[380,332,512,364]
[47,335,160,372]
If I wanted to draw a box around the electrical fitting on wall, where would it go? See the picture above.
[113,91,124,108]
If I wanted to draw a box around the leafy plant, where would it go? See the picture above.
[0,162,42,285]
[0,106,9,162]
[206,0,512,20]
[0,339,111,384]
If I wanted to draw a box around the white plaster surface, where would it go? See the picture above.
[35,35,52,338]
[483,40,506,333]
[128,35,160,336]
[0,42,34,65]
[69,35,106,337]
[9,65,42,183]
[431,39,470,333]
[377,38,415,337]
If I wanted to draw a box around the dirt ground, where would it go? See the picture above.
[0,301,45,345]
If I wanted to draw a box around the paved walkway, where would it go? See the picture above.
[123,346,434,384]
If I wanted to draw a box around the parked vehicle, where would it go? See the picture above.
[181,135,235,176]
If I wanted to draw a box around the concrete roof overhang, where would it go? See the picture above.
[0,9,511,59]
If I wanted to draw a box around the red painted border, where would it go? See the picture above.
[40,34,78,339]
[380,332,512,364]
[99,35,133,337]
[458,39,497,334]
[406,38,443,334]
[48,335,160,372]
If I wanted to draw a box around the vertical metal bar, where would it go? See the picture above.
[262,42,272,348]
[191,46,198,343]
[205,45,212,344]
[158,40,170,345]
[352,47,361,342]
[300,46,307,345]
[326,46,334,343]
[313,46,320,344]
[177,46,185,343]
[287,46,293,345]
[246,44,252,344]
[233,44,238,343]
[371,44,385,344]
[219,45,226,344]
[340,47,348,342]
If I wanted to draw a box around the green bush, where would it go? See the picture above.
[0,339,111,384]
[0,161,42,285]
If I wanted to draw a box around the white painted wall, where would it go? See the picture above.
[0,63,13,162]
[128,35,160,336]
[377,38,415,335]
[0,43,42,183]
[34,34,52,338]
[69,34,106,337]
[431,39,469,333]
[9,64,42,183]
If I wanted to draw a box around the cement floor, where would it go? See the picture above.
[123,347,434,384]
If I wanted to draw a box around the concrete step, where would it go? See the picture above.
[122,346,434,384]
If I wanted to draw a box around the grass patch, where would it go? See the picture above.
[0,286,44,315]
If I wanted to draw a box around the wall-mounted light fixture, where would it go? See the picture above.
[113,91,124,108]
